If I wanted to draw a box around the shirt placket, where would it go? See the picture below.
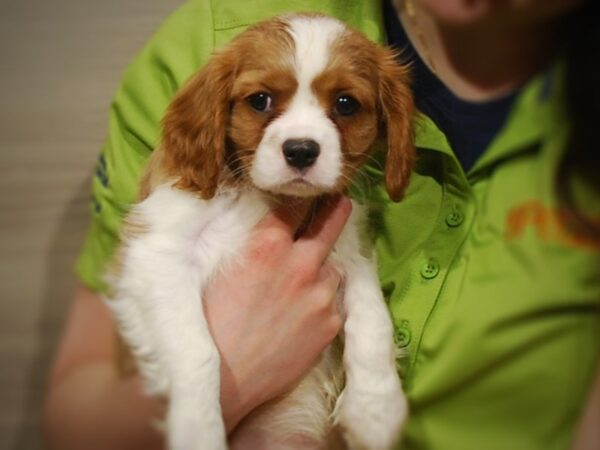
[391,153,476,388]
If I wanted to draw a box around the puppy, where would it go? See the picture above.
[106,13,414,450]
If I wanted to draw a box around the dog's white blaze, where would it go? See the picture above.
[250,16,346,195]
[287,16,345,88]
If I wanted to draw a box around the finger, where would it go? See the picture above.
[254,197,314,241]
[293,195,352,266]
[317,264,346,315]
[317,263,342,287]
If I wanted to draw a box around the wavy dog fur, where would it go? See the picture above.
[107,13,414,450]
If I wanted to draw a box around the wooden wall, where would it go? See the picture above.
[0,1,183,448]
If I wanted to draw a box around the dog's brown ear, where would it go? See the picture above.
[377,50,415,202]
[162,49,235,199]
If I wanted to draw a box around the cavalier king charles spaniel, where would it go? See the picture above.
[107,13,414,450]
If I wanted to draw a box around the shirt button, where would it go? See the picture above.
[395,327,411,348]
[445,208,464,227]
[420,260,440,279]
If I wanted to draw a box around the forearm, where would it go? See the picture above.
[43,286,165,449]
[43,362,165,450]
[42,284,250,450]
[571,362,600,450]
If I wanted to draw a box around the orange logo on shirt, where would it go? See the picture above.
[505,201,600,250]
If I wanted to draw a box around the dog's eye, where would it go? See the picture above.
[247,93,273,112]
[334,95,360,116]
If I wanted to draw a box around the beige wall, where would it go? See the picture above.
[0,1,183,448]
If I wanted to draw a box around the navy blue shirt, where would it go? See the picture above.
[383,0,518,172]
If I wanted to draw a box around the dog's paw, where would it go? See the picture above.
[167,394,227,450]
[335,378,408,450]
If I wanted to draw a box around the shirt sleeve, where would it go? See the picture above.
[75,0,217,293]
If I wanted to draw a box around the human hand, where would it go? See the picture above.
[203,195,352,432]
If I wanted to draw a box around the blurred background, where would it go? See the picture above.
[0,1,183,448]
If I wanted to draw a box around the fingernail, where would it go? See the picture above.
[324,194,349,209]
[337,196,352,214]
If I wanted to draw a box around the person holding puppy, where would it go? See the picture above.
[44,0,600,449]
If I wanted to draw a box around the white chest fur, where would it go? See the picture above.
[107,185,407,450]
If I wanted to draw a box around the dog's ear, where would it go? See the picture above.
[162,49,235,199]
[377,50,415,202]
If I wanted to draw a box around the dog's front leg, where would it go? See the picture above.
[335,258,407,450]
[141,270,227,450]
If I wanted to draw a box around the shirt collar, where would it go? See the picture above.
[414,61,567,179]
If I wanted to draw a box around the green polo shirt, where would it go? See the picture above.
[76,1,600,448]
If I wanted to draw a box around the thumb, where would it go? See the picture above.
[294,195,353,265]
[254,197,314,242]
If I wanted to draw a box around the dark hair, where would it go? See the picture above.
[559,0,600,241]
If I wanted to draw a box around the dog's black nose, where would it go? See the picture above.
[282,139,320,170]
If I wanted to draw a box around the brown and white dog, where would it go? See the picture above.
[107,13,414,450]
